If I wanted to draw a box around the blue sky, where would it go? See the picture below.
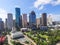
[0,0,60,22]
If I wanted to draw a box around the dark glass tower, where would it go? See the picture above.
[29,11,36,29]
[15,8,22,28]
[42,13,47,26]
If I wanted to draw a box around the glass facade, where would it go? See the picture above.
[29,11,36,29]
[15,8,21,27]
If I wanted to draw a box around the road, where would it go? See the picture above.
[24,35,36,45]
[56,42,60,45]
[7,35,13,45]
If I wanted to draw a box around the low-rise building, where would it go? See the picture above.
[21,28,28,32]
[11,32,24,39]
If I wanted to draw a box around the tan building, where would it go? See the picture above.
[22,14,27,28]
[36,18,40,28]
[36,17,43,28]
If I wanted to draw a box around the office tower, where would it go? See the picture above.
[40,13,47,30]
[40,17,42,26]
[29,11,36,29]
[4,19,8,29]
[15,7,22,28]
[0,18,2,21]
[20,15,22,28]
[7,13,13,30]
[42,13,47,26]
[22,14,27,28]
[47,15,52,26]
[36,18,40,28]
[13,20,16,27]
[0,18,4,31]
[36,17,42,28]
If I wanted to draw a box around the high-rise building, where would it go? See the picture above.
[40,17,42,26]
[7,13,13,30]
[36,17,43,28]
[20,15,22,28]
[36,18,40,28]
[47,15,52,26]
[13,20,16,27]
[42,13,47,26]
[40,13,47,30]
[29,11,36,29]
[22,14,27,28]
[0,18,4,31]
[4,19,8,29]
[15,7,22,28]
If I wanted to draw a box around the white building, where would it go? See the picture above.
[11,27,16,33]
[7,13,13,30]
[21,28,28,32]
[47,15,52,26]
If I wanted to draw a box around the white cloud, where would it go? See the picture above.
[51,0,60,6]
[39,5,44,10]
[34,0,60,10]
[0,8,7,22]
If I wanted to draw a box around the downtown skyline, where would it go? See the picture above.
[0,0,60,22]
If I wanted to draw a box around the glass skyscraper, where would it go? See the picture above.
[15,7,22,28]
[29,11,36,29]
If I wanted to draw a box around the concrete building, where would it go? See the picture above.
[47,15,52,26]
[21,28,28,32]
[0,18,4,31]
[13,20,16,27]
[36,18,40,28]
[42,13,47,26]
[22,14,27,28]
[11,31,24,39]
[20,15,22,28]
[4,19,8,29]
[7,13,13,30]
[40,13,48,30]
[40,17,42,26]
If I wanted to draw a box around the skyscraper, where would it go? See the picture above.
[47,15,52,26]
[4,19,8,29]
[0,18,4,31]
[29,11,36,29]
[42,13,47,26]
[36,18,40,28]
[40,13,48,30]
[15,7,22,28]
[22,14,27,28]
[7,13,13,30]
[13,20,16,27]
